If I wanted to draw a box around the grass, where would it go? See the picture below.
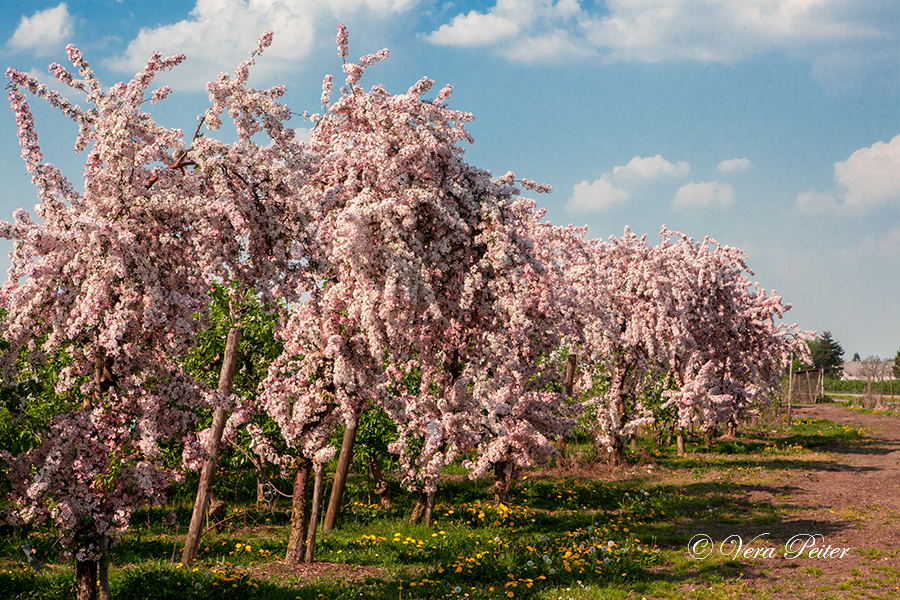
[0,408,890,599]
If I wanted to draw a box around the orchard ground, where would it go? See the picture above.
[2,401,899,600]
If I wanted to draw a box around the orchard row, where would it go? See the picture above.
[0,26,808,600]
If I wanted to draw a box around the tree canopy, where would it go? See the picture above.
[807,331,845,378]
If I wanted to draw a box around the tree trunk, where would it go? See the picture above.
[609,437,625,466]
[76,558,98,600]
[664,427,672,446]
[98,536,110,600]
[323,417,359,532]
[704,426,717,446]
[408,491,428,524]
[424,490,436,528]
[78,350,110,600]
[676,430,686,455]
[256,477,267,509]
[630,432,638,453]
[725,418,737,438]
[285,458,312,565]
[554,436,568,468]
[556,353,577,466]
[182,327,242,564]
[305,464,325,564]
[493,460,515,504]
[369,456,392,510]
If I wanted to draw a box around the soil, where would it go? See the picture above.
[660,403,900,599]
[250,559,391,585]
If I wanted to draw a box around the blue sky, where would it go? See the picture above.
[1,1,899,360]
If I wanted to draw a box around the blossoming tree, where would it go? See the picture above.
[1,47,211,600]
[177,32,317,565]
[571,229,685,464]
[571,227,810,462]
[659,228,811,441]
[257,25,579,533]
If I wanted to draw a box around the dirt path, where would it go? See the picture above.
[681,404,900,599]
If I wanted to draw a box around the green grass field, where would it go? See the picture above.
[0,414,876,599]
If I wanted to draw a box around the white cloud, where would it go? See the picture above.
[797,134,900,212]
[568,177,629,212]
[613,155,690,179]
[427,11,519,47]
[568,154,689,212]
[7,3,73,56]
[718,158,752,173]
[425,0,593,63]
[426,0,897,83]
[673,181,734,209]
[500,29,596,63]
[107,0,418,90]
[580,0,881,63]
[834,134,900,208]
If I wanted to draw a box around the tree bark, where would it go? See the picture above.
[323,416,358,532]
[257,477,267,508]
[369,456,392,510]
[676,430,686,455]
[75,349,110,600]
[424,490,436,528]
[493,460,515,504]
[555,353,578,466]
[408,491,428,524]
[182,327,241,564]
[305,463,325,564]
[76,558,98,600]
[285,458,312,565]
[609,437,625,466]
[98,536,110,600]
[725,418,737,438]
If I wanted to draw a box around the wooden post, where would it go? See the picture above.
[182,327,241,564]
[323,416,358,532]
[786,353,793,426]
[817,369,824,402]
